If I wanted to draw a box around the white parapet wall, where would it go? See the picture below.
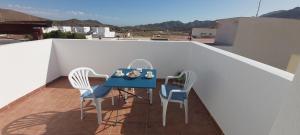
[52,39,191,78]
[0,39,298,135]
[0,39,60,108]
[188,42,294,135]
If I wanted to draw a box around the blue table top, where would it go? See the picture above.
[104,68,157,89]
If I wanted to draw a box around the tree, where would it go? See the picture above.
[43,30,86,39]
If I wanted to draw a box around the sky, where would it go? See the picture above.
[0,0,300,26]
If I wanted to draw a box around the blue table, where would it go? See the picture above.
[104,68,157,89]
[104,68,157,125]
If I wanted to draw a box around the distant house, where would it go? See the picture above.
[72,26,84,33]
[192,28,216,38]
[215,17,300,71]
[60,26,72,33]
[43,26,115,38]
[91,27,115,38]
[83,27,91,33]
[43,26,72,33]
[43,26,59,33]
[0,8,51,40]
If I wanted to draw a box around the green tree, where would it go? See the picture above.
[43,30,86,39]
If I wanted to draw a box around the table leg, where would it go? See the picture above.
[115,89,121,126]
[115,88,127,126]
[149,89,153,104]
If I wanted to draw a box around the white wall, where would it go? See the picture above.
[234,18,300,70]
[52,39,190,78]
[0,39,60,108]
[215,18,239,45]
[217,17,300,70]
[187,42,294,135]
[269,64,300,135]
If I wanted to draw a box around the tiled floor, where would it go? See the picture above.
[0,77,223,135]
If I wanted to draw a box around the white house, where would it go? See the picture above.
[60,26,72,33]
[91,27,115,38]
[43,26,72,33]
[72,27,85,33]
[43,26,115,37]
[83,27,91,33]
[192,28,216,38]
[42,26,59,33]
[215,17,300,71]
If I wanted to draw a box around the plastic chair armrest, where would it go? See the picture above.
[165,75,181,84]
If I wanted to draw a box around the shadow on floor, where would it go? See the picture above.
[1,107,112,135]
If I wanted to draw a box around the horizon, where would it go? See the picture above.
[0,0,300,26]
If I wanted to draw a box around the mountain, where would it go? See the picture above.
[125,20,216,32]
[50,19,216,33]
[52,19,105,27]
[261,7,300,19]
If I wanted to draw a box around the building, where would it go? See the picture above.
[0,8,51,40]
[43,26,73,33]
[43,26,115,38]
[91,27,115,38]
[42,26,59,33]
[192,28,216,38]
[215,17,300,71]
[83,26,91,33]
[60,26,72,33]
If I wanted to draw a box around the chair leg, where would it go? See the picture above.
[184,99,188,124]
[80,98,84,120]
[162,99,168,127]
[94,98,102,124]
[149,89,153,104]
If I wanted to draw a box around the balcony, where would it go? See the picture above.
[0,39,297,135]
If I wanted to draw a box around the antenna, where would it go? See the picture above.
[256,0,262,17]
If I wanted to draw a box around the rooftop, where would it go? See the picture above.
[0,39,298,135]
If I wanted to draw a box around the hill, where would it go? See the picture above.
[125,20,216,32]
[261,7,300,19]
[52,19,105,27]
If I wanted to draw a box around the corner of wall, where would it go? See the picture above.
[45,39,62,83]
[269,64,300,135]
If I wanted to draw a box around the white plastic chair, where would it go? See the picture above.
[128,59,153,69]
[126,59,154,104]
[68,67,113,124]
[160,71,197,127]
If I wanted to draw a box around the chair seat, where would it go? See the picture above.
[160,84,186,101]
[81,84,112,98]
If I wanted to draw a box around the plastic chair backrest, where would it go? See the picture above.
[182,71,197,95]
[127,59,153,69]
[68,67,94,90]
